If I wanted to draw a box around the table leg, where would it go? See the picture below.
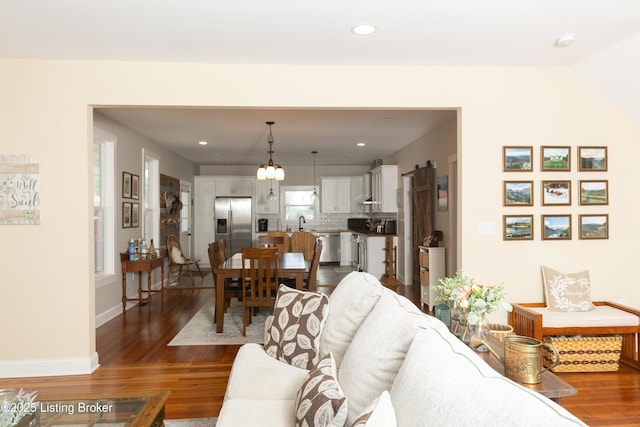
[137,272,143,302]
[296,272,303,290]
[215,273,226,333]
[160,263,165,293]
[121,271,127,312]
[147,271,153,304]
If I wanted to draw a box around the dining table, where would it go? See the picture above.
[213,251,307,333]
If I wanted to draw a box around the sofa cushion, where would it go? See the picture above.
[351,391,397,427]
[390,328,587,426]
[338,289,433,424]
[294,353,348,427]
[225,343,310,401]
[265,284,329,370]
[320,272,384,367]
[216,398,295,427]
[529,305,640,328]
[542,265,595,312]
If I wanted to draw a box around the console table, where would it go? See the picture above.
[120,253,165,312]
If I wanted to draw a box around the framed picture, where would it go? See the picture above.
[132,174,139,200]
[437,175,448,211]
[122,202,131,228]
[542,214,572,240]
[503,181,533,206]
[578,146,608,171]
[542,180,571,206]
[579,180,608,205]
[131,203,139,227]
[541,146,570,171]
[503,215,534,240]
[122,172,132,198]
[503,146,533,172]
[579,214,608,239]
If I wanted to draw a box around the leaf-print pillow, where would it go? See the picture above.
[542,266,596,312]
[294,353,348,427]
[265,284,329,369]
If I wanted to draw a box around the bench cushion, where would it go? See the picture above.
[530,306,640,328]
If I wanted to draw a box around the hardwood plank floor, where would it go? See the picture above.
[2,267,639,425]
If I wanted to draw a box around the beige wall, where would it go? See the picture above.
[1,59,638,377]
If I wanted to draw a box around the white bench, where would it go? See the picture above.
[509,301,640,371]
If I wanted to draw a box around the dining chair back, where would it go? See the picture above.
[306,239,323,292]
[208,241,243,322]
[166,234,203,286]
[290,231,317,261]
[241,247,280,336]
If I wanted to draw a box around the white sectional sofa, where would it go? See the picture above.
[216,272,586,427]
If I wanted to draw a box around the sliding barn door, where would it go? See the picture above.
[411,165,435,284]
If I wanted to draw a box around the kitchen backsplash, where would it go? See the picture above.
[256,212,396,232]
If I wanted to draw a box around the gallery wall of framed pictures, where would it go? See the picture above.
[502,146,608,241]
[122,171,140,228]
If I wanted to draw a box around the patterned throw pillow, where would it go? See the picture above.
[542,266,596,312]
[295,353,348,427]
[351,391,397,427]
[265,284,329,370]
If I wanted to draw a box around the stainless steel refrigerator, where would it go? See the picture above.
[214,197,253,256]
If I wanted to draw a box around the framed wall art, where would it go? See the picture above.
[437,175,448,211]
[503,146,533,172]
[131,203,139,227]
[503,215,534,240]
[542,180,571,206]
[579,180,608,205]
[541,146,570,171]
[132,174,139,200]
[579,214,608,239]
[503,181,533,206]
[542,214,571,240]
[122,202,131,228]
[122,172,132,198]
[578,146,607,171]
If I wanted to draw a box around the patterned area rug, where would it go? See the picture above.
[165,418,217,427]
[168,297,269,346]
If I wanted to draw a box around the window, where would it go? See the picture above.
[93,128,115,276]
[283,188,317,222]
[143,150,160,247]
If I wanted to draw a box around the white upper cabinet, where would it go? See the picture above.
[321,177,351,213]
[255,179,279,213]
[371,165,398,213]
[215,176,254,196]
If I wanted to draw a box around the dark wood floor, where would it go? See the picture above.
[2,267,640,425]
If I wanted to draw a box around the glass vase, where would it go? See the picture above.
[469,313,490,352]
[457,309,471,345]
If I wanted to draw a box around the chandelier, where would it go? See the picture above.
[256,121,285,181]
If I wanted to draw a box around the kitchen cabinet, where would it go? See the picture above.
[361,234,398,279]
[349,175,366,213]
[418,246,446,312]
[215,176,254,196]
[371,165,398,213]
[340,232,352,266]
[255,179,279,213]
[321,177,351,213]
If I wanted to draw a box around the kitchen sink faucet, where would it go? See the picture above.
[298,216,306,231]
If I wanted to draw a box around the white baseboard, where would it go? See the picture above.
[95,280,164,327]
[0,352,99,378]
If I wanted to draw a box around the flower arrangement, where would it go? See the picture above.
[434,270,512,325]
[0,389,38,427]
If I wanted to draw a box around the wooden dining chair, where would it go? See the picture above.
[208,241,244,322]
[290,231,317,261]
[266,231,290,252]
[166,234,203,286]
[306,239,323,292]
[258,235,286,255]
[241,247,279,336]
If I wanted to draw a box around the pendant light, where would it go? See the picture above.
[267,184,276,201]
[257,121,285,181]
[311,150,318,201]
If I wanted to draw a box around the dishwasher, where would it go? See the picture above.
[317,232,340,263]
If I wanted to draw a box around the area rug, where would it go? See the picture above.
[168,298,269,346]
[334,266,355,273]
[165,417,217,427]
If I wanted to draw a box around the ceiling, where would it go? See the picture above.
[3,0,640,166]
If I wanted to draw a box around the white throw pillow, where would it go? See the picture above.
[294,353,348,427]
[264,284,329,370]
[320,272,384,367]
[338,290,432,424]
[350,391,397,427]
[171,246,184,264]
[541,265,595,312]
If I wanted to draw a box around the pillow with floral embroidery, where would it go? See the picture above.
[265,284,329,370]
[542,266,595,312]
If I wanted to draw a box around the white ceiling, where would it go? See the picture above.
[3,0,640,165]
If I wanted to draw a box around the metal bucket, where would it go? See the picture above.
[503,335,560,384]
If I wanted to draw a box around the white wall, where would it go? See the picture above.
[1,60,638,377]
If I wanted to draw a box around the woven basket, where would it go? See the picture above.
[544,335,622,372]
[489,323,514,342]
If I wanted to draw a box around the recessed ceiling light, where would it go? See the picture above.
[555,33,576,48]
[356,141,366,147]
[198,141,208,146]
[351,24,376,36]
